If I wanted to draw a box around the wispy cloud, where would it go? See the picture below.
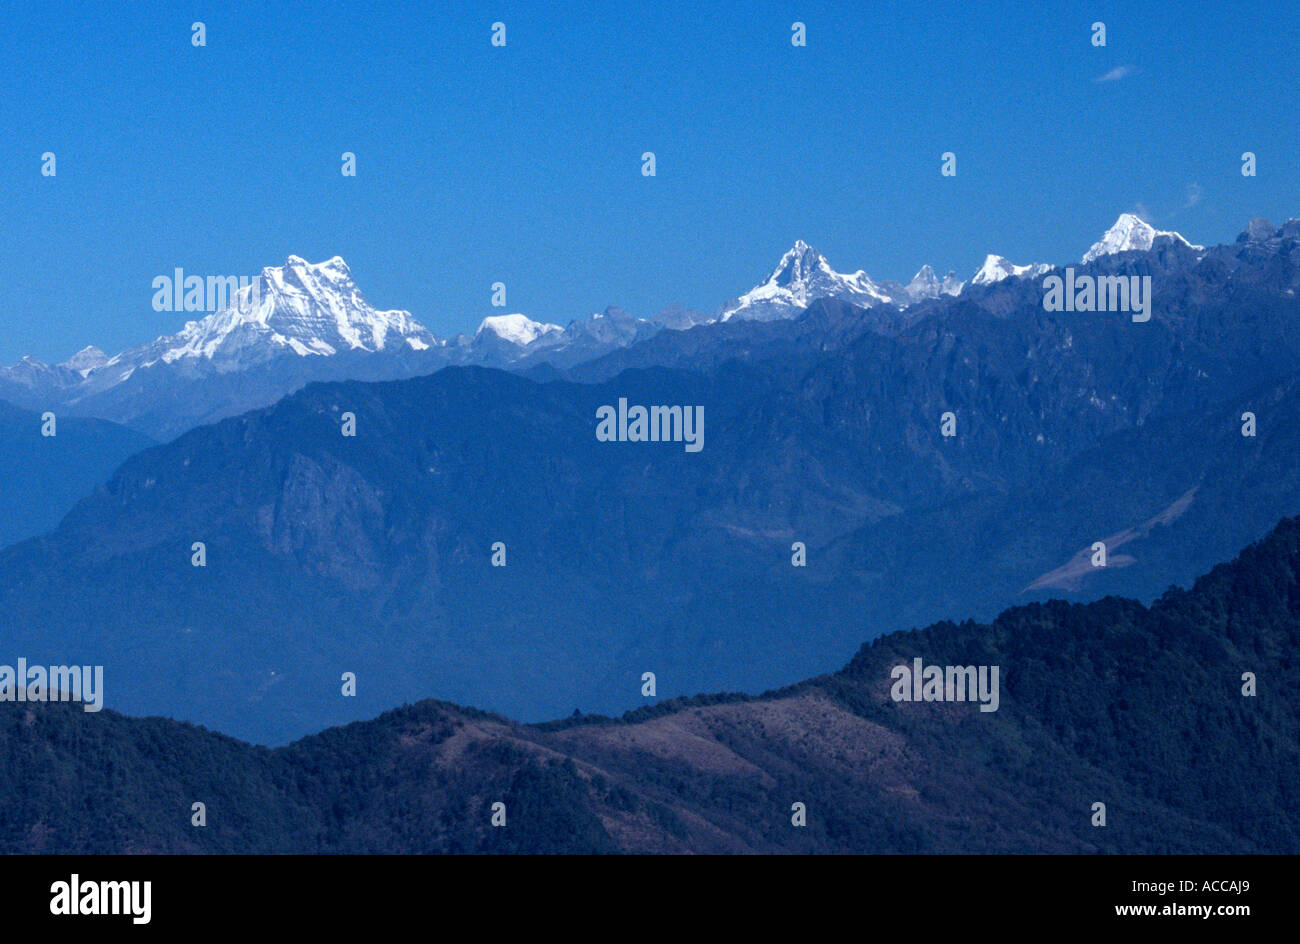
[1130,183,1203,228]
[1094,65,1136,83]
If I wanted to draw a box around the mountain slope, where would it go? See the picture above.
[0,400,154,549]
[3,514,1297,854]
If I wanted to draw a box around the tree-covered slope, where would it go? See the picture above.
[3,516,1296,853]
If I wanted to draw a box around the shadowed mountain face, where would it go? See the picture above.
[4,515,1298,854]
[0,400,155,549]
[2,221,1300,744]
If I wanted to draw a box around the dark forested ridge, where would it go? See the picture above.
[4,515,1296,854]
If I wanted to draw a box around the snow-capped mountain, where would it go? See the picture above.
[905,265,964,301]
[475,313,563,347]
[113,256,437,376]
[719,241,894,322]
[467,312,567,366]
[61,345,109,376]
[0,256,664,438]
[468,307,667,370]
[1082,213,1202,264]
[719,243,972,322]
[970,254,1052,286]
[500,306,665,369]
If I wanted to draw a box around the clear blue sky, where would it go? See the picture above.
[1,0,1296,363]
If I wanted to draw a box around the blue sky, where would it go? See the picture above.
[1,0,1296,363]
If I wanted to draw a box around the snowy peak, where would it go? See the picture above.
[1082,213,1202,264]
[251,255,430,353]
[74,256,442,383]
[156,256,436,365]
[60,345,109,375]
[908,265,940,293]
[475,313,563,347]
[906,265,964,300]
[971,254,1050,286]
[767,240,832,290]
[720,241,893,322]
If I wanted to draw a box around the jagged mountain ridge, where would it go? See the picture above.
[717,239,896,321]
[0,213,1202,440]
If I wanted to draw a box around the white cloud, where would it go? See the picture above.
[1094,65,1136,83]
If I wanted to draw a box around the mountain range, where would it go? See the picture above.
[0,214,1194,444]
[1,212,1298,744]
